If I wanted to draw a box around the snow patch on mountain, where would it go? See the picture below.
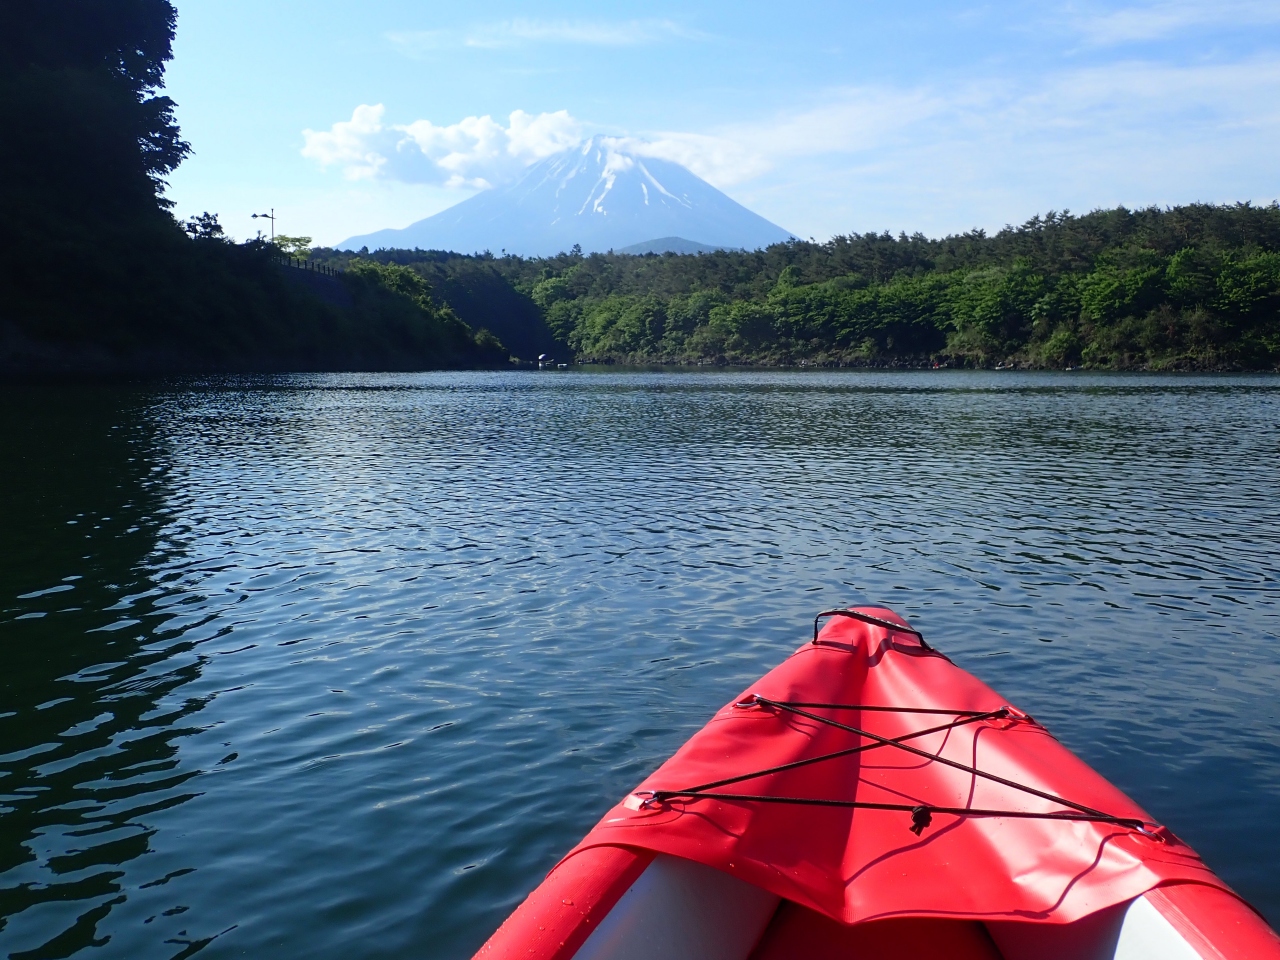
[338,135,793,256]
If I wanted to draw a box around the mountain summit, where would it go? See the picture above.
[338,136,794,256]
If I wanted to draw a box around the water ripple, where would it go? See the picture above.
[0,371,1277,958]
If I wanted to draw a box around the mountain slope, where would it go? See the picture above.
[339,137,794,256]
[616,236,729,255]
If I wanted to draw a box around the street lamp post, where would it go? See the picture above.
[251,209,276,241]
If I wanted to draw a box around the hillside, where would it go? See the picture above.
[313,203,1280,371]
[1,1,507,375]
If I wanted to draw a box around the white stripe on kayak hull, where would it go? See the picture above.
[991,894,1204,960]
[573,855,779,960]
[573,854,1208,960]
[1117,897,1204,960]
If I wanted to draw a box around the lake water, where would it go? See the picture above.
[1,370,1277,959]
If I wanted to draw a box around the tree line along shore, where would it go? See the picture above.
[313,202,1280,372]
[1,1,505,374]
[3,5,1278,374]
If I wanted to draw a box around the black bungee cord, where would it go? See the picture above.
[636,613,1159,839]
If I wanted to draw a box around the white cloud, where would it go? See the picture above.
[643,56,1280,188]
[385,30,448,57]
[715,57,1280,237]
[562,89,949,190]
[386,19,703,56]
[301,56,1280,240]
[615,134,773,187]
[506,110,585,160]
[299,104,394,181]
[725,89,945,160]
[468,18,700,47]
[1068,0,1280,45]
[302,107,582,187]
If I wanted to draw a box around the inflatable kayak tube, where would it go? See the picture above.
[475,608,1280,960]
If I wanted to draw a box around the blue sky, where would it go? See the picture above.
[163,0,1280,247]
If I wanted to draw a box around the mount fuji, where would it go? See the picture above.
[338,136,794,256]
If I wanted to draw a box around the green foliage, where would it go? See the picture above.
[347,259,431,304]
[272,235,313,258]
[1077,263,1164,325]
[1214,251,1280,319]
[1165,247,1215,306]
[1038,327,1083,367]
[332,260,505,367]
[301,249,558,361]
[6,0,1274,373]
[315,202,1280,370]
[184,212,225,239]
[1,0,189,208]
[0,2,507,373]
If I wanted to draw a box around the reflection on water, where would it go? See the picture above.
[0,387,212,958]
[0,371,1277,958]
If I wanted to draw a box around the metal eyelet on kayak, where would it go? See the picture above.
[624,791,666,811]
[733,695,761,709]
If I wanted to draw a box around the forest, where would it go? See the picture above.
[4,4,1277,372]
[314,202,1280,370]
[0,1,505,373]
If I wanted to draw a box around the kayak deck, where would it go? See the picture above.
[475,607,1280,960]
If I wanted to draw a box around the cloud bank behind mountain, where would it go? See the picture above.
[336,135,794,256]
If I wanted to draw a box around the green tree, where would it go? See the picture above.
[272,236,314,258]
[1077,251,1167,326]
[303,203,1280,371]
[1214,252,1280,320]
[1,0,189,213]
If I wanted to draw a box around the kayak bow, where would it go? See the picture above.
[476,607,1280,960]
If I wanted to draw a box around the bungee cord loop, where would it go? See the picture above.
[643,697,1154,835]
[812,609,935,650]
[640,611,1160,839]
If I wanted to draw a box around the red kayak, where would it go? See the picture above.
[475,608,1280,960]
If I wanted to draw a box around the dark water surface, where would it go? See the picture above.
[1,371,1277,958]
